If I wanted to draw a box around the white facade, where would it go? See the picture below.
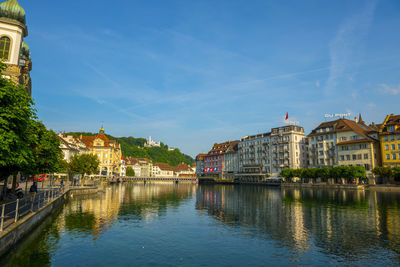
[58,134,88,162]
[0,18,26,65]
[144,136,161,147]
[236,125,308,180]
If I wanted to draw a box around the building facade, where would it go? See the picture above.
[236,125,308,181]
[204,141,239,178]
[223,142,239,179]
[270,125,308,176]
[79,128,122,177]
[379,114,400,167]
[195,153,207,177]
[125,157,153,177]
[308,116,381,179]
[0,0,32,94]
[57,133,88,162]
[238,133,271,180]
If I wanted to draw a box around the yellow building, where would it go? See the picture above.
[79,127,122,177]
[379,114,400,167]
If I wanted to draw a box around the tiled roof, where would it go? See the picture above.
[308,118,377,141]
[207,140,239,156]
[154,163,175,171]
[79,134,117,148]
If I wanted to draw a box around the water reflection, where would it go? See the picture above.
[1,184,400,266]
[196,185,400,263]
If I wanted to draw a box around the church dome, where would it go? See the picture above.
[0,0,26,24]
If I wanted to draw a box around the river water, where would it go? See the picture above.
[1,184,400,266]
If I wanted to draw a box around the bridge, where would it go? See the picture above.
[108,176,197,183]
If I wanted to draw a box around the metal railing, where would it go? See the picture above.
[0,187,63,232]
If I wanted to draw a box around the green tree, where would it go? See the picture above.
[126,167,135,177]
[373,166,394,183]
[0,63,35,182]
[69,154,100,186]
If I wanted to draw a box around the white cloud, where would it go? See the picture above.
[380,83,400,95]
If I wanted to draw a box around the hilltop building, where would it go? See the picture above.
[308,115,381,179]
[144,136,161,147]
[379,114,400,168]
[79,127,122,177]
[0,0,32,94]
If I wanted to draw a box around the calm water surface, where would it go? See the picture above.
[1,184,400,266]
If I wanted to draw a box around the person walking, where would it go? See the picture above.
[29,182,38,202]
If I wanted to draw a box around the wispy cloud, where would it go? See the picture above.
[379,83,400,95]
[325,0,378,95]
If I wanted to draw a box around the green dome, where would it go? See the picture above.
[0,0,26,24]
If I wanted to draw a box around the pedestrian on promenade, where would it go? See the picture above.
[29,182,38,202]
[60,179,64,191]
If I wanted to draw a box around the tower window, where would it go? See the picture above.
[0,36,11,60]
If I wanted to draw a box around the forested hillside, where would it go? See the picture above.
[67,132,194,166]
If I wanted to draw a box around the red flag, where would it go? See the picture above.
[285,112,289,120]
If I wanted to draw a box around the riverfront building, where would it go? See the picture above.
[125,157,153,177]
[308,116,381,179]
[379,114,400,167]
[238,132,271,180]
[79,127,122,177]
[195,154,207,177]
[203,141,239,178]
[57,133,88,162]
[237,125,308,180]
[0,0,32,95]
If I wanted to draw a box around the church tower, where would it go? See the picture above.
[0,0,31,95]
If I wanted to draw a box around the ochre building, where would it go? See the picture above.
[0,0,32,95]
[379,114,400,167]
[79,128,122,177]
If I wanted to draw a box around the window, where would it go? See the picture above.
[319,143,323,148]
[364,153,368,159]
[0,36,11,60]
[384,136,388,142]
[341,137,347,141]
[365,164,370,171]
[398,144,400,150]
[319,151,323,156]
[398,135,400,140]
[386,154,390,160]
[352,154,357,160]
[392,144,396,150]
[393,153,397,160]
[391,135,395,141]
[388,126,395,132]
[358,154,362,160]
[360,144,367,149]
[320,159,324,164]
[346,155,350,161]
[340,155,345,161]
[385,145,389,150]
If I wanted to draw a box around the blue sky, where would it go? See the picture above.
[19,0,400,157]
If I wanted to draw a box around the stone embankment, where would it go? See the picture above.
[0,187,100,257]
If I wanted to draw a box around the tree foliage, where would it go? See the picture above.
[0,63,35,179]
[126,167,135,177]
[281,166,366,180]
[68,154,100,178]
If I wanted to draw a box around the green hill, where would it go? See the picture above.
[66,132,194,166]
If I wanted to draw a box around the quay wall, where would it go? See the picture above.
[0,187,100,257]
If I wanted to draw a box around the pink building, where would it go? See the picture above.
[203,141,239,177]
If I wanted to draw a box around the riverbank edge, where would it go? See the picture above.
[0,187,100,257]
[199,178,400,191]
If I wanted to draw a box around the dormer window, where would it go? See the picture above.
[0,36,11,60]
